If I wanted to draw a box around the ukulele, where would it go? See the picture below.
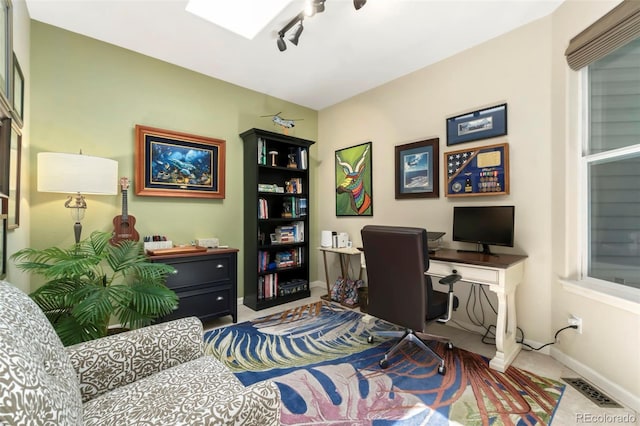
[110,177,140,245]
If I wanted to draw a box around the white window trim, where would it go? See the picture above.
[568,67,640,310]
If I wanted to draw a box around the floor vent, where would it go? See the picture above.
[562,377,622,408]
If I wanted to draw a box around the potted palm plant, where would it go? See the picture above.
[11,231,178,346]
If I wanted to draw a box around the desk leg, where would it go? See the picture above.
[321,251,331,301]
[489,287,521,372]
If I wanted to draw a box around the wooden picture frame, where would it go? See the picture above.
[446,103,507,146]
[0,116,10,200]
[135,125,226,199]
[0,0,11,110]
[4,123,20,228]
[11,52,23,127]
[335,141,372,216]
[395,138,439,199]
[445,142,509,197]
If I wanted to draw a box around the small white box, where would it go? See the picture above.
[144,241,173,251]
[197,238,219,248]
[337,232,349,248]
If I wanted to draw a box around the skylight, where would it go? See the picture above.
[186,0,294,40]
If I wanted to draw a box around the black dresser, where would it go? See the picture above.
[151,248,238,323]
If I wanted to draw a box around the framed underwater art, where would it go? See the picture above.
[135,125,226,199]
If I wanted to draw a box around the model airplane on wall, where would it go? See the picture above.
[261,112,303,132]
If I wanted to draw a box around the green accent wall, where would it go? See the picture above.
[30,21,318,296]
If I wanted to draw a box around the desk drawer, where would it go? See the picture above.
[162,285,232,322]
[428,261,499,285]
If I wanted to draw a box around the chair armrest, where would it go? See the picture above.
[439,273,461,288]
[213,381,281,425]
[66,317,204,402]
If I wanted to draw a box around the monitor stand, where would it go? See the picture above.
[457,244,497,256]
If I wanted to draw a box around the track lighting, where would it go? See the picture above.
[277,35,287,51]
[276,0,365,52]
[353,0,366,10]
[289,21,304,46]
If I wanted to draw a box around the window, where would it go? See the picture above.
[583,37,640,290]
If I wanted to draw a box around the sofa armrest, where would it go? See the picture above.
[213,381,281,425]
[66,316,204,402]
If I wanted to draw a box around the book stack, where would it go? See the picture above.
[258,183,284,193]
[258,274,278,300]
[281,197,307,218]
[278,279,308,297]
[274,222,304,244]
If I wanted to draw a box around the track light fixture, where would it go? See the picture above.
[276,0,365,52]
[353,0,366,10]
[289,21,304,46]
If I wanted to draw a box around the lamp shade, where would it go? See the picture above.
[37,152,118,195]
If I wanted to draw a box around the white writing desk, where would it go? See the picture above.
[428,249,527,372]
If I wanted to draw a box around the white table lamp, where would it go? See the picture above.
[37,152,118,243]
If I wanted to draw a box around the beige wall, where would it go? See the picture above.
[316,0,638,410]
[549,0,639,409]
[21,22,318,293]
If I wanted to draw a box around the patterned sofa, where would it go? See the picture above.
[0,280,281,425]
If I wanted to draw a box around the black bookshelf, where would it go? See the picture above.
[240,128,315,310]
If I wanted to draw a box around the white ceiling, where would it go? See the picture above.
[25,0,564,110]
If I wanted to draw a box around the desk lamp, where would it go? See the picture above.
[37,152,118,243]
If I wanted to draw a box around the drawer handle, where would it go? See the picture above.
[216,296,224,301]
[216,264,224,269]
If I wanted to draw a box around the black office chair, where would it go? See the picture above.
[361,225,460,375]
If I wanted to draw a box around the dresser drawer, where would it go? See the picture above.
[428,261,499,286]
[162,285,232,322]
[164,255,233,291]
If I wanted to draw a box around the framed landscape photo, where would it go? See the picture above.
[446,103,507,146]
[395,138,439,199]
[444,142,509,197]
[135,125,226,199]
[335,141,372,216]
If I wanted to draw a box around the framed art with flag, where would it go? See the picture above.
[444,142,509,197]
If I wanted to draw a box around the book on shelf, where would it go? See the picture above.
[258,138,267,165]
[285,178,302,194]
[258,198,269,219]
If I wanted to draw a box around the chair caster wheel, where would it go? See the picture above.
[446,342,454,350]
[367,335,374,344]
[379,359,389,369]
[438,365,446,375]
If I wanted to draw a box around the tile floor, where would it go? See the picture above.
[203,285,639,426]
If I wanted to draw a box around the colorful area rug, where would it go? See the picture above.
[204,301,565,425]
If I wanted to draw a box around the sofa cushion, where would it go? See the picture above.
[83,356,281,425]
[0,280,83,425]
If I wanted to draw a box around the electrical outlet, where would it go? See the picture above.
[568,314,582,334]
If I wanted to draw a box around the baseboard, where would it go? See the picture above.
[550,347,640,412]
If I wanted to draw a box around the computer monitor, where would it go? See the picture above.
[452,205,515,255]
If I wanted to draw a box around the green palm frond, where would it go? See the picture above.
[12,230,177,345]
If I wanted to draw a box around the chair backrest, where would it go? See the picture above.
[361,225,433,332]
[0,280,83,424]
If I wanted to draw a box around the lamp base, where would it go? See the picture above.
[74,221,82,244]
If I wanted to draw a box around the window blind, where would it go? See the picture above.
[565,0,640,70]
